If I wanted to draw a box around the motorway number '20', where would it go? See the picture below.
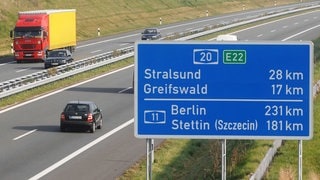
[193,49,218,64]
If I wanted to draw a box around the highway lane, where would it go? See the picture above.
[37,10,320,179]
[0,65,160,180]
[0,66,139,179]
[0,5,319,180]
[0,2,318,82]
[235,9,320,41]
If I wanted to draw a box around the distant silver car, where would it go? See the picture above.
[44,49,73,69]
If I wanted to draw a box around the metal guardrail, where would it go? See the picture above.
[0,2,319,100]
[249,140,283,180]
[0,47,134,98]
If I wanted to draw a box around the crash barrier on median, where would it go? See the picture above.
[0,47,134,99]
[249,140,283,180]
[249,77,320,180]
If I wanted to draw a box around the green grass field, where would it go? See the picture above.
[0,0,300,55]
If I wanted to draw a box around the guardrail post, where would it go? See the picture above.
[3,82,9,91]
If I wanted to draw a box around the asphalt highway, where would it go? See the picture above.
[0,2,318,82]
[0,2,319,179]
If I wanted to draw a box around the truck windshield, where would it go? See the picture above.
[14,29,42,38]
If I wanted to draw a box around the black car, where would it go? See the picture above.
[44,49,73,69]
[60,101,103,133]
[141,28,161,40]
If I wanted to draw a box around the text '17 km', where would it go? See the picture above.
[269,69,304,96]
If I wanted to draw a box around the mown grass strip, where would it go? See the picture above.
[0,0,302,55]
[264,37,320,180]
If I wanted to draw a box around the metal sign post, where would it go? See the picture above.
[146,138,153,180]
[222,139,226,180]
[298,140,303,180]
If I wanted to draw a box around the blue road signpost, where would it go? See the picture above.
[134,41,313,140]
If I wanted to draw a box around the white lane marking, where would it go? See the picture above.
[1,62,15,66]
[118,87,132,93]
[0,63,9,67]
[77,34,138,49]
[270,29,276,33]
[233,10,320,34]
[282,26,288,28]
[207,9,320,42]
[90,50,102,54]
[13,129,37,141]
[120,43,130,46]
[29,119,134,180]
[16,68,31,73]
[282,24,320,41]
[257,34,263,37]
[0,64,134,115]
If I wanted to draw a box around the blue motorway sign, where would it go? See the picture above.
[134,41,313,140]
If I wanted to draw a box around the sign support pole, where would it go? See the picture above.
[298,140,303,180]
[221,139,226,180]
[146,138,153,180]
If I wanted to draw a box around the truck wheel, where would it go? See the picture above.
[60,126,66,132]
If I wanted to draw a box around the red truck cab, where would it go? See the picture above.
[11,12,49,62]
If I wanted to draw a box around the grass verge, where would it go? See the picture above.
[264,43,320,179]
[264,89,320,179]
[118,139,275,179]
